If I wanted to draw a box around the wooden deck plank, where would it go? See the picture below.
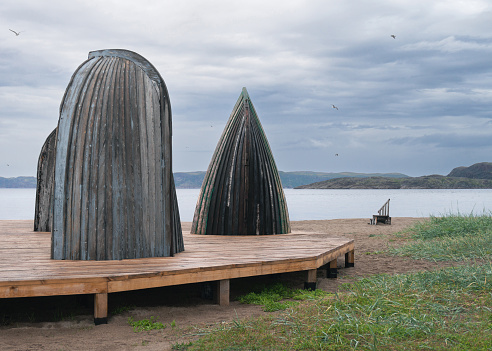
[0,220,354,303]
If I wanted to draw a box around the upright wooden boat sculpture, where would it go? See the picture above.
[192,88,290,235]
[34,128,56,232]
[52,49,184,260]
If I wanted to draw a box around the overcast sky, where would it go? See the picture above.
[1,0,491,178]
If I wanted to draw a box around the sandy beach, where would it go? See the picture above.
[0,218,462,351]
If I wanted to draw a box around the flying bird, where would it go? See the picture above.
[335,154,339,157]
[390,34,396,39]
[332,104,338,110]
[9,29,21,36]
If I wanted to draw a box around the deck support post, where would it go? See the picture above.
[304,269,317,290]
[94,293,108,325]
[214,279,230,306]
[345,250,355,268]
[327,259,338,279]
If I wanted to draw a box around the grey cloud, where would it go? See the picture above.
[389,133,492,148]
[1,0,492,177]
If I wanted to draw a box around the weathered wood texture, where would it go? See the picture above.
[34,128,56,232]
[52,49,183,260]
[371,199,391,225]
[192,88,290,235]
[214,279,230,306]
[378,199,390,216]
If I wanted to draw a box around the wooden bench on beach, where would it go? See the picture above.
[370,199,391,225]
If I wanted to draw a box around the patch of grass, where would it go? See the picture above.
[186,264,492,350]
[262,300,296,312]
[238,283,293,303]
[172,341,193,350]
[389,213,492,261]
[292,288,332,301]
[237,283,295,312]
[128,316,166,332]
[410,212,492,240]
[52,308,76,322]
[111,304,136,315]
[237,283,331,312]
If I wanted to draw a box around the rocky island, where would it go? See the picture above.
[295,162,492,189]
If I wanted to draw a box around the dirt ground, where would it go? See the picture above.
[0,218,463,351]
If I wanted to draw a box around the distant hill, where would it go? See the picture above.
[161,171,410,189]
[173,171,409,189]
[277,171,408,188]
[5,163,492,189]
[0,176,37,188]
[297,162,492,189]
[296,175,492,189]
[173,172,206,189]
[1,171,409,189]
[447,162,492,179]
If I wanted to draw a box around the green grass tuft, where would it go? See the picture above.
[172,341,193,350]
[111,304,136,315]
[409,212,492,240]
[237,283,331,312]
[186,264,492,350]
[128,316,166,332]
[237,283,295,312]
[177,215,492,350]
[389,213,492,261]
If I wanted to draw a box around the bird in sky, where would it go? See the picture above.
[9,29,21,36]
[390,34,396,39]
[332,104,338,110]
[335,154,339,156]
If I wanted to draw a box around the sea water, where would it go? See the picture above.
[1,188,492,221]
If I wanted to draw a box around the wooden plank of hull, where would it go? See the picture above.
[34,128,56,232]
[52,49,183,260]
[192,88,290,235]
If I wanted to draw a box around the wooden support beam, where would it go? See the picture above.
[304,269,317,290]
[214,279,230,306]
[345,250,355,268]
[327,259,338,279]
[94,293,108,325]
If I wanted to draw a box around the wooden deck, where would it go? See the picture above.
[0,220,354,324]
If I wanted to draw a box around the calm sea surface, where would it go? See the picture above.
[1,188,492,221]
